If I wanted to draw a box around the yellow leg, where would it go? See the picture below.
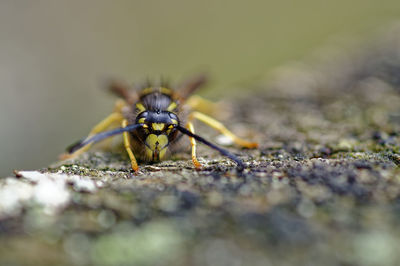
[186,95,221,116]
[122,119,139,172]
[113,99,127,113]
[186,122,202,169]
[190,111,258,149]
[61,112,124,160]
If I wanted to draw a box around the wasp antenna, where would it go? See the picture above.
[67,124,143,154]
[176,125,244,170]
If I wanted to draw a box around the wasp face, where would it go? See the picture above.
[135,110,179,161]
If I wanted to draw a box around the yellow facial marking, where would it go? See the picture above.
[171,119,178,125]
[145,134,168,151]
[145,134,169,161]
[145,147,153,160]
[159,148,167,160]
[144,146,168,161]
[167,102,177,112]
[138,118,146,124]
[166,124,174,134]
[136,103,146,113]
[152,123,165,131]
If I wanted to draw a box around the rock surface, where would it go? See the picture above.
[1,29,400,266]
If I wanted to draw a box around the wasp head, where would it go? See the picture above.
[135,109,179,161]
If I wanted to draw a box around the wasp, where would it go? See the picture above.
[62,75,258,172]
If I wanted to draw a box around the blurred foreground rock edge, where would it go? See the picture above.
[1,28,400,266]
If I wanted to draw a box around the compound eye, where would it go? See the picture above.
[168,112,177,120]
[168,112,179,126]
[137,111,149,124]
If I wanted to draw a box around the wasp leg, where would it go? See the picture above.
[113,99,127,113]
[186,95,221,116]
[61,112,124,160]
[189,111,258,149]
[186,121,202,169]
[122,119,139,173]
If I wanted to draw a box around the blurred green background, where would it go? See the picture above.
[1,0,400,176]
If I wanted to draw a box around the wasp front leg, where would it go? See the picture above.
[60,111,124,160]
[186,121,202,169]
[61,100,127,160]
[189,111,258,149]
[122,119,139,173]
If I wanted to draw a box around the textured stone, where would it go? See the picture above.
[1,28,400,266]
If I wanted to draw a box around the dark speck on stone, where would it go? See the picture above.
[353,160,373,170]
[178,190,199,210]
[319,147,332,157]
[372,131,383,140]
